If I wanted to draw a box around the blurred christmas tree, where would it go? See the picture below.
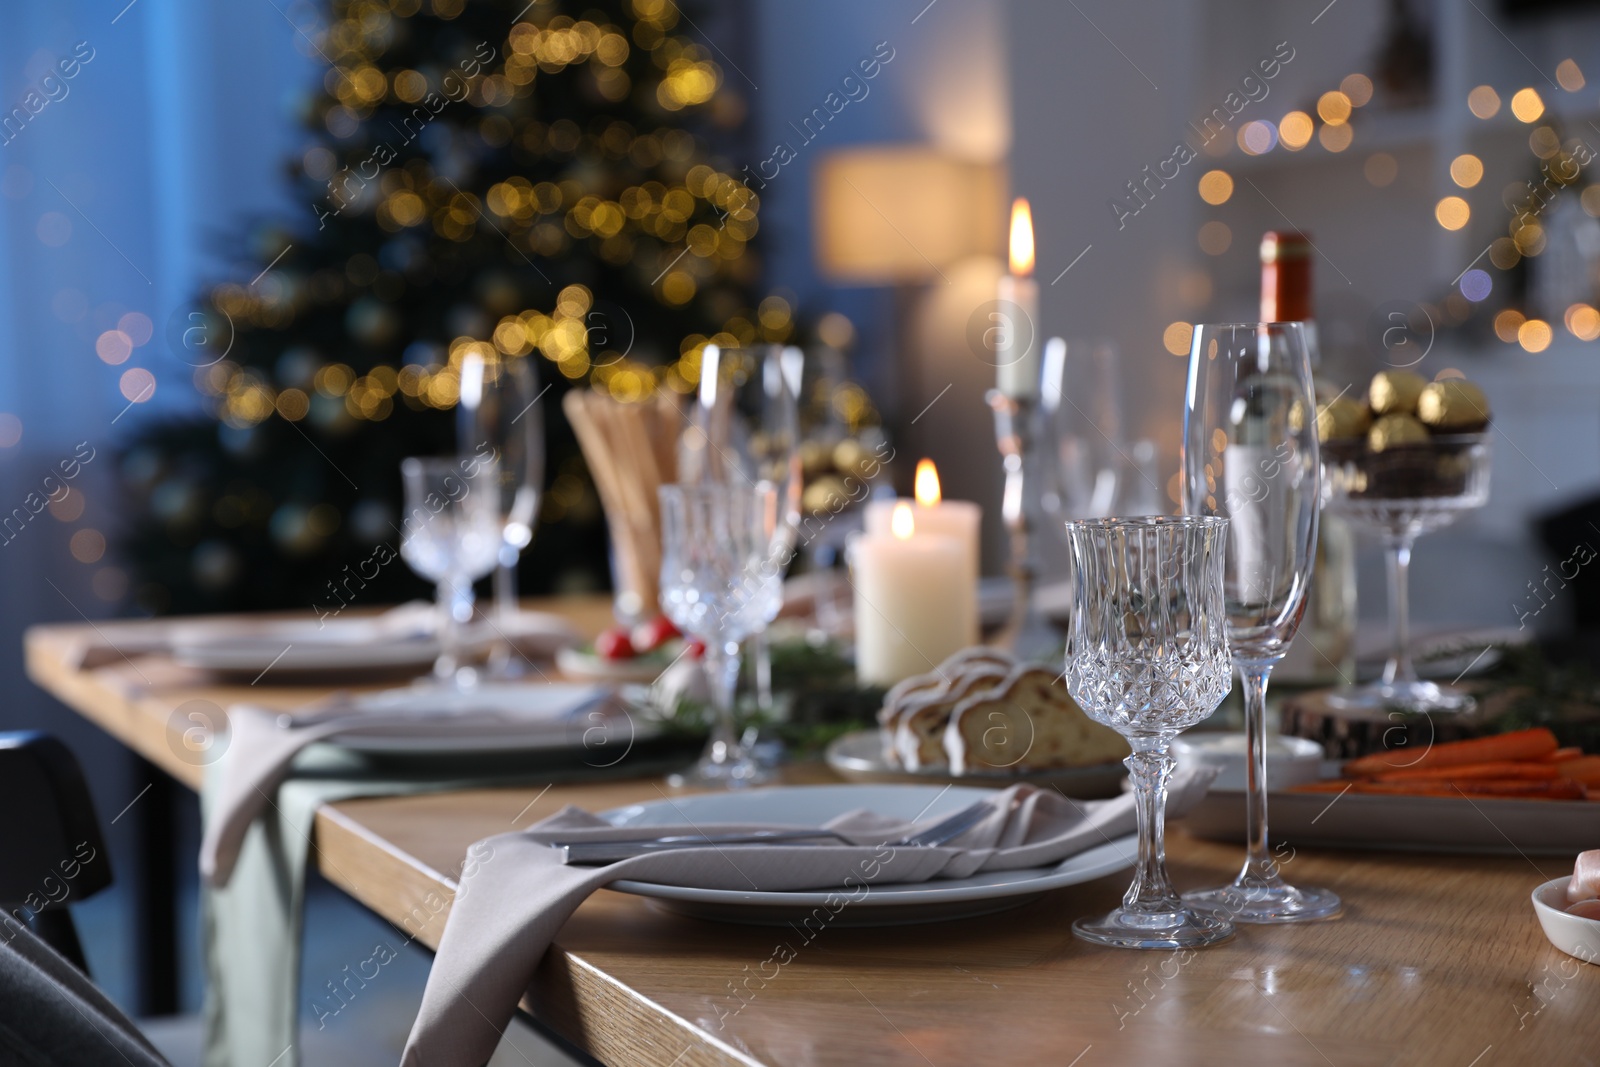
[120,0,782,614]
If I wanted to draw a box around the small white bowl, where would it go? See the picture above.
[1173,733,1324,792]
[1531,877,1600,965]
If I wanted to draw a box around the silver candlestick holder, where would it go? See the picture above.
[986,388,1059,661]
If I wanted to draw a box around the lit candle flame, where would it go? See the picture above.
[891,501,915,540]
[1008,197,1035,276]
[914,459,942,506]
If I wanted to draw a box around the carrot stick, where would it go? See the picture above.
[1540,747,1584,763]
[1342,727,1559,778]
[1374,761,1558,783]
[1556,756,1600,787]
[1345,778,1585,799]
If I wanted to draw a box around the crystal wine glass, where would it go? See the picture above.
[1180,322,1342,923]
[1063,516,1236,949]
[680,344,803,710]
[1322,433,1491,713]
[399,456,504,686]
[457,350,544,676]
[659,482,785,787]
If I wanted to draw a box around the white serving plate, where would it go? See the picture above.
[172,617,440,675]
[1531,877,1600,965]
[334,682,657,757]
[1185,786,1599,855]
[598,784,1136,926]
[825,729,1127,798]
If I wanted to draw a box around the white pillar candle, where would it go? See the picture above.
[852,502,973,687]
[864,460,980,646]
[995,197,1040,399]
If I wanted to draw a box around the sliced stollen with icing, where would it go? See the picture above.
[895,664,1012,770]
[876,646,1017,767]
[944,664,1129,775]
[877,671,945,765]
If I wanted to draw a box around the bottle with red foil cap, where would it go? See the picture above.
[1259,230,1358,685]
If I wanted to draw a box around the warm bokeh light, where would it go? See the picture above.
[1238,120,1277,155]
[1468,85,1501,119]
[914,459,942,506]
[1317,91,1352,125]
[1557,59,1586,92]
[891,501,915,540]
[1319,122,1353,152]
[69,529,105,564]
[1162,321,1194,356]
[119,367,156,403]
[1435,196,1470,230]
[1582,185,1600,217]
[1341,73,1374,106]
[1510,88,1545,122]
[1494,309,1526,342]
[96,330,133,365]
[1008,197,1034,276]
[48,491,84,522]
[1198,220,1232,255]
[1489,237,1521,269]
[0,412,20,448]
[1519,318,1553,352]
[118,312,153,347]
[1279,111,1314,150]
[1435,368,1466,381]
[1197,170,1234,205]
[1529,126,1561,159]
[1513,222,1546,255]
[1450,154,1483,188]
[1570,305,1600,340]
[1364,152,1398,186]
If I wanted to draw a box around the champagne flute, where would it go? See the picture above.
[1039,336,1124,523]
[658,482,784,787]
[1063,516,1235,949]
[457,351,544,675]
[399,456,503,687]
[1180,322,1342,923]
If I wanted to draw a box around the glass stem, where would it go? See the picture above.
[1122,739,1180,913]
[703,638,743,766]
[435,578,473,682]
[493,545,518,621]
[750,630,773,713]
[1236,660,1283,893]
[1383,534,1416,685]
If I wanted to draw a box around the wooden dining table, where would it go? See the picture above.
[23,599,1599,1066]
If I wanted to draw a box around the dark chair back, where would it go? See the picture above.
[0,732,113,970]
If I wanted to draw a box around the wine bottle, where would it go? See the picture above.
[1262,231,1358,685]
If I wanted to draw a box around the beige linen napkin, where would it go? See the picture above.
[401,774,1214,1066]
[200,688,609,888]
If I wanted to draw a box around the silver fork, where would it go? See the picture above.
[556,794,1000,865]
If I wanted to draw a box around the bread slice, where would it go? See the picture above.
[877,671,943,765]
[894,665,1011,770]
[945,665,1128,775]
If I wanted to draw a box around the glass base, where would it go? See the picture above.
[1323,679,1476,715]
[1183,881,1342,924]
[667,751,771,790]
[1072,904,1235,949]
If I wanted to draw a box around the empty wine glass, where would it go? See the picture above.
[680,344,803,710]
[659,482,784,787]
[1039,336,1124,523]
[399,456,503,686]
[1180,322,1342,923]
[457,350,544,676]
[1063,516,1236,949]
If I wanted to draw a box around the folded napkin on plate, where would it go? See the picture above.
[401,772,1214,1066]
[199,686,609,888]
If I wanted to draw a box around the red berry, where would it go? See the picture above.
[594,627,635,660]
[683,637,706,659]
[631,616,680,653]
